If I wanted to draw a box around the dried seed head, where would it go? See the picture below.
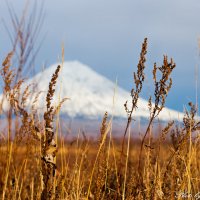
[152,56,176,117]
[100,111,108,140]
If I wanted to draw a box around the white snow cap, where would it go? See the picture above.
[1,61,184,121]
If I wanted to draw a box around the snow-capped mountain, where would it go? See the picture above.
[1,61,184,121]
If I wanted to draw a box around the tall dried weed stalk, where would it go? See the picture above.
[41,65,62,200]
[138,56,176,175]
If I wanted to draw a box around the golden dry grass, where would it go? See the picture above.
[0,39,200,200]
[0,134,200,199]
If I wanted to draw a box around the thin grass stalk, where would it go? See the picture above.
[2,142,13,200]
[105,78,118,196]
[13,159,27,199]
[31,178,34,200]
[187,121,192,195]
[122,126,131,200]
[86,120,111,199]
[77,141,89,199]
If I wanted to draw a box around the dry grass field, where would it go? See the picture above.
[0,37,200,200]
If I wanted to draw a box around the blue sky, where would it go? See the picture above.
[0,0,200,112]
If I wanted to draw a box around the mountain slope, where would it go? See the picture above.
[21,61,182,121]
[0,61,184,121]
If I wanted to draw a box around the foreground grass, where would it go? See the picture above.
[0,38,200,199]
[0,132,200,199]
